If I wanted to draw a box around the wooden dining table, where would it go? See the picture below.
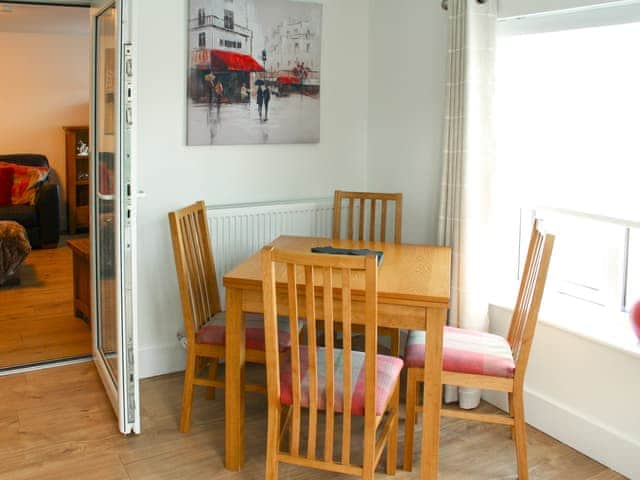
[223,235,452,478]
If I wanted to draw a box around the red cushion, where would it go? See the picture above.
[280,347,403,416]
[0,167,13,206]
[405,327,516,378]
[196,312,301,352]
[0,162,49,206]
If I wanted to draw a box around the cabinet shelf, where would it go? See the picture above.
[64,126,90,234]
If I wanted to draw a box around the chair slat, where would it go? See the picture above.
[304,266,318,460]
[287,263,302,457]
[183,216,207,328]
[369,199,376,241]
[358,199,365,241]
[381,200,388,242]
[347,198,354,240]
[362,255,378,477]
[341,268,352,466]
[322,267,335,462]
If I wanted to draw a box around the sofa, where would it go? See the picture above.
[0,154,60,248]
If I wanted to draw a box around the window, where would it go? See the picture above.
[198,32,206,48]
[222,40,241,49]
[495,11,640,313]
[626,229,640,308]
[224,9,234,30]
[219,39,224,47]
[198,8,205,26]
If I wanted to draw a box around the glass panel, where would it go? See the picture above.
[627,229,640,310]
[95,6,118,382]
[535,212,626,308]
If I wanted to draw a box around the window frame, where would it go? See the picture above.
[495,7,640,316]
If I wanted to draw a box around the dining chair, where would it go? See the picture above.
[402,220,554,479]
[332,190,403,357]
[168,201,299,433]
[261,246,403,479]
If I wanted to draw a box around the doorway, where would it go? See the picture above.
[0,2,93,370]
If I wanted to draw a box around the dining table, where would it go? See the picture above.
[223,235,452,479]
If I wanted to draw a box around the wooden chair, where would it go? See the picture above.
[261,247,403,479]
[332,190,403,244]
[402,221,555,479]
[332,190,403,357]
[169,201,298,433]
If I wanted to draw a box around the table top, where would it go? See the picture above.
[67,237,90,257]
[223,236,451,307]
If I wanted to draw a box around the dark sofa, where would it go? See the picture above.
[0,154,60,248]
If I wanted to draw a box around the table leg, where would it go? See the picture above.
[420,308,445,479]
[225,287,246,470]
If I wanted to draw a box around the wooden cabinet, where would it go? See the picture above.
[64,126,90,233]
[67,238,90,322]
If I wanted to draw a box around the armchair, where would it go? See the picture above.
[0,154,61,248]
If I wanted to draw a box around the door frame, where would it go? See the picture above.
[90,0,139,434]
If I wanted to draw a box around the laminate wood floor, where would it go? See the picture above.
[0,246,91,369]
[0,362,626,479]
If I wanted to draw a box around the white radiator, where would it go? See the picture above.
[207,198,333,306]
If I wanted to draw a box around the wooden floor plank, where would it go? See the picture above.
[0,362,627,480]
[0,246,91,369]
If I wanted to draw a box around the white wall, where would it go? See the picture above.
[487,306,640,479]
[133,0,371,376]
[0,30,90,230]
[366,0,448,244]
[498,0,625,18]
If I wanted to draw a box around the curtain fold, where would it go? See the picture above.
[438,0,497,409]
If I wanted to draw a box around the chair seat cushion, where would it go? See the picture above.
[196,312,300,352]
[280,347,404,416]
[405,327,515,378]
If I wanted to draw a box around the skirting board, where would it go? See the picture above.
[484,389,640,479]
[138,343,186,379]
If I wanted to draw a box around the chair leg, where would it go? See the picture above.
[206,358,219,400]
[386,381,400,475]
[508,392,515,439]
[389,328,401,357]
[512,391,529,480]
[403,368,418,471]
[265,404,281,480]
[180,348,197,433]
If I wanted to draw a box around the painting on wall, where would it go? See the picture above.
[187,0,322,146]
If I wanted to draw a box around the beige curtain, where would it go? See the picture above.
[438,0,497,409]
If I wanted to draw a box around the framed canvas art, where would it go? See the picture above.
[187,0,323,146]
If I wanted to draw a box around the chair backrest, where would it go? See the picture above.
[168,201,221,341]
[261,246,379,466]
[332,190,403,243]
[507,220,555,379]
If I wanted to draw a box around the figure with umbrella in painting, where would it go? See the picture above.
[255,79,266,121]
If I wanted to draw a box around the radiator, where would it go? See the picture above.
[207,198,333,306]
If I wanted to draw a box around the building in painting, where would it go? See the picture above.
[265,17,321,93]
[188,0,264,103]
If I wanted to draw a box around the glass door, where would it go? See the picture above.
[91,0,139,434]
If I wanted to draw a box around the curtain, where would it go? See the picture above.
[438,0,497,409]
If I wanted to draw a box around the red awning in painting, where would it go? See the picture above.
[210,50,265,72]
[277,76,300,85]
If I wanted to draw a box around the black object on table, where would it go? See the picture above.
[310,246,384,266]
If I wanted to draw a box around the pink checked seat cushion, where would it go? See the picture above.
[280,347,404,416]
[405,327,515,378]
[196,312,301,352]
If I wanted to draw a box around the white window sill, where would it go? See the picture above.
[490,292,640,360]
